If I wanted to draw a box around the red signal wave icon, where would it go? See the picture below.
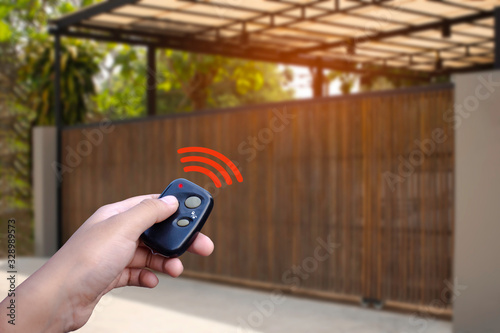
[178,147,243,188]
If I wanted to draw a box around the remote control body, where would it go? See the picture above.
[141,178,214,258]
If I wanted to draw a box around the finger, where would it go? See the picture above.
[91,194,161,222]
[107,196,179,241]
[110,194,161,213]
[187,233,214,256]
[129,247,184,277]
[119,268,159,288]
[85,194,161,226]
[130,232,213,269]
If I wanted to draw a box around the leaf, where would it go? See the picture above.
[236,78,251,95]
[253,72,264,91]
[82,0,96,7]
[58,2,75,14]
[0,20,12,42]
[0,5,10,19]
[158,80,172,92]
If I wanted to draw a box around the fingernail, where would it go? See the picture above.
[160,195,178,205]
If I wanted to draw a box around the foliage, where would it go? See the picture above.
[324,71,357,95]
[210,60,294,109]
[1,0,103,125]
[92,48,294,118]
[20,39,102,125]
[155,50,294,113]
[0,101,33,211]
[0,99,35,256]
[0,0,102,255]
[92,44,146,119]
[358,63,449,92]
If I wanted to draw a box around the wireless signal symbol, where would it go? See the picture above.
[178,147,243,188]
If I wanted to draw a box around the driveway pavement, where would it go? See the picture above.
[1,258,452,333]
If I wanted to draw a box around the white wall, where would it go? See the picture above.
[453,70,500,332]
[33,126,58,257]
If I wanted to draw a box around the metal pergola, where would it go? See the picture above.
[50,0,500,246]
[50,0,500,107]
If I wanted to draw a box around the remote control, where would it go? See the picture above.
[141,178,214,258]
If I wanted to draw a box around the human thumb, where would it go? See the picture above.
[107,196,179,241]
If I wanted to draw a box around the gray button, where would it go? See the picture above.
[177,219,190,227]
[185,196,201,209]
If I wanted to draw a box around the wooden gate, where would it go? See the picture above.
[61,84,454,312]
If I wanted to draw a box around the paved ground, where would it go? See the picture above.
[1,258,452,333]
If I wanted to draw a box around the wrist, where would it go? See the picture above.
[0,258,77,333]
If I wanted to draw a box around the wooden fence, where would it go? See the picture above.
[61,84,454,311]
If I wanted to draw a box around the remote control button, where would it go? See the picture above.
[185,196,201,209]
[177,219,190,227]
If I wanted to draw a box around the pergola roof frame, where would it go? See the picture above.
[53,23,430,81]
[50,0,500,80]
[288,8,494,56]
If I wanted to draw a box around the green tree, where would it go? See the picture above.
[93,44,146,119]
[155,50,294,113]
[20,39,102,125]
[0,0,101,255]
[358,63,447,92]
[94,48,295,118]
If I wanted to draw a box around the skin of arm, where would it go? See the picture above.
[0,194,214,332]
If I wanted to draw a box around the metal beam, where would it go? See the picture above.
[50,0,137,28]
[53,33,62,248]
[69,23,417,73]
[438,62,494,76]
[495,7,500,69]
[313,65,325,98]
[56,28,431,81]
[54,34,62,129]
[71,23,290,64]
[289,10,494,56]
[147,45,156,116]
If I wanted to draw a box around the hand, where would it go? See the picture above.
[0,194,214,333]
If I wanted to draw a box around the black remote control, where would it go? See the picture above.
[141,178,214,258]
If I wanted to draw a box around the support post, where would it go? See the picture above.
[147,45,156,116]
[495,7,500,69]
[33,127,58,256]
[313,66,324,98]
[54,33,62,249]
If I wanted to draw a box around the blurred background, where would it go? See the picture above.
[1,1,500,332]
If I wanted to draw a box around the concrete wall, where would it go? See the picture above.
[453,70,500,332]
[33,126,58,257]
